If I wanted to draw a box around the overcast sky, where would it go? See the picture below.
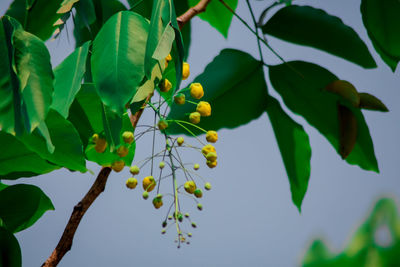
[1,0,400,266]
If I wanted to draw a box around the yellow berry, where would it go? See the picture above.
[190,83,204,99]
[196,101,211,117]
[189,112,201,124]
[201,144,216,156]
[130,165,140,175]
[92,133,99,143]
[177,137,184,146]
[184,180,196,194]
[117,146,129,157]
[143,176,156,192]
[166,54,172,62]
[125,177,138,189]
[194,189,203,198]
[206,152,217,162]
[159,79,172,93]
[206,160,217,169]
[206,130,218,143]
[157,119,168,130]
[174,93,186,105]
[182,62,190,80]
[122,131,134,144]
[193,163,200,170]
[204,182,211,190]
[112,160,125,172]
[94,138,107,153]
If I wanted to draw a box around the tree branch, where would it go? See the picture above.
[43,100,148,267]
[177,0,212,29]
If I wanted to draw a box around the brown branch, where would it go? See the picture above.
[43,99,149,267]
[177,0,212,29]
[42,167,112,267]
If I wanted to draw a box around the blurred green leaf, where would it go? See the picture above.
[0,226,21,267]
[0,132,58,180]
[167,49,269,134]
[269,61,378,172]
[0,184,54,233]
[91,11,149,114]
[262,5,376,68]
[51,41,91,118]
[266,96,311,211]
[361,0,400,71]
[188,0,238,38]
[6,0,64,40]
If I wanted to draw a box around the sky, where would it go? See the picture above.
[1,0,400,266]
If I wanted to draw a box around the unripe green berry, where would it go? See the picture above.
[142,191,149,200]
[194,189,203,198]
[122,131,134,144]
[130,165,140,175]
[177,213,183,222]
[159,161,165,169]
[206,152,217,162]
[193,164,200,170]
[191,222,197,228]
[184,213,190,218]
[204,182,212,191]
[125,177,138,189]
[174,93,186,105]
[188,233,192,237]
[162,221,167,227]
[168,215,173,220]
[161,229,166,234]
[197,203,203,210]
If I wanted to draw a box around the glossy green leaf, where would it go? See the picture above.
[167,49,269,134]
[11,18,54,133]
[85,114,136,167]
[0,184,54,233]
[91,11,149,114]
[262,5,376,68]
[188,0,238,38]
[6,0,64,40]
[361,0,400,71]
[0,132,58,180]
[0,226,21,267]
[266,96,311,211]
[19,109,87,172]
[51,41,91,118]
[269,61,378,172]
[0,17,25,135]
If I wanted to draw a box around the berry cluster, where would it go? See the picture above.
[91,55,219,247]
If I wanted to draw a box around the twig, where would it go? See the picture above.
[177,0,212,29]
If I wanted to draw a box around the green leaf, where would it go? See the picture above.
[262,5,376,69]
[0,184,54,233]
[19,109,87,172]
[266,96,311,211]
[0,226,21,267]
[145,0,183,90]
[361,0,400,71]
[10,17,54,133]
[6,0,64,40]
[269,61,379,172]
[91,11,149,114]
[188,0,238,38]
[57,0,80,14]
[51,41,91,118]
[167,49,269,134]
[0,132,58,180]
[85,114,136,167]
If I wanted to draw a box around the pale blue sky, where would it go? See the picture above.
[1,0,400,266]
